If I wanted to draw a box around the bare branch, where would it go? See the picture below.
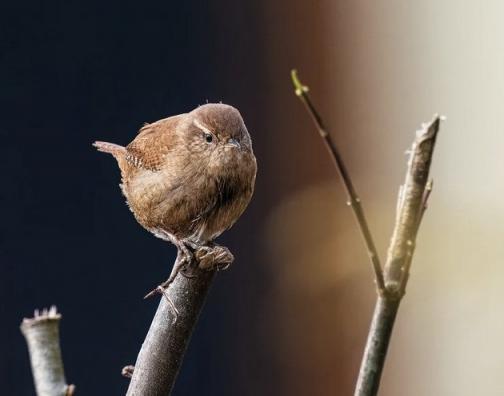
[383,117,441,294]
[126,249,224,396]
[20,306,75,396]
[354,116,442,396]
[290,70,441,395]
[291,69,385,292]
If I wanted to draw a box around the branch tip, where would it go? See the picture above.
[290,69,309,96]
[417,114,443,141]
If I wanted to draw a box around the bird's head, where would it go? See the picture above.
[185,103,254,170]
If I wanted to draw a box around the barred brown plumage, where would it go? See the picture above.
[94,103,256,300]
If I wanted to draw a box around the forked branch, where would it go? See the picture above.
[291,69,442,396]
[354,116,440,396]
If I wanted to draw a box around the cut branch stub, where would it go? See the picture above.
[20,306,74,396]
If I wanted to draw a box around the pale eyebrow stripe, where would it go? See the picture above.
[193,119,213,135]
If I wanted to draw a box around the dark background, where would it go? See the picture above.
[0,1,278,394]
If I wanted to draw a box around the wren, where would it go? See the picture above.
[94,103,257,297]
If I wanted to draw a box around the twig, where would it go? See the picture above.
[291,69,385,292]
[291,70,441,396]
[354,117,440,396]
[126,250,222,396]
[384,119,440,293]
[20,306,75,396]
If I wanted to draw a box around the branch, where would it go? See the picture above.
[291,69,385,292]
[126,247,226,396]
[20,306,75,396]
[354,116,441,396]
[291,70,442,396]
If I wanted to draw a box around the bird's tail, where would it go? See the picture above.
[93,141,126,156]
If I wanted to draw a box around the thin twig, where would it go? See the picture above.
[291,69,385,292]
[354,116,441,396]
[20,306,75,396]
[126,247,229,396]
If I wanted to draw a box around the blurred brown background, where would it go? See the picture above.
[2,0,504,395]
[258,1,504,395]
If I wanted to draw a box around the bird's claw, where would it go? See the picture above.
[143,285,164,299]
[144,285,179,321]
[195,245,234,271]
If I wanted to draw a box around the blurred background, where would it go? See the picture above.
[1,1,504,395]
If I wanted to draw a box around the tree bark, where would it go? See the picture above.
[126,265,215,396]
[20,306,74,396]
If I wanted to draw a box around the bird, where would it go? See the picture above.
[94,103,257,298]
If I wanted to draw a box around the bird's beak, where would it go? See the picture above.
[226,138,241,149]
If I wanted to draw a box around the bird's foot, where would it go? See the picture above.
[143,244,195,321]
[195,244,234,271]
[143,241,232,321]
[143,284,180,322]
[144,250,189,299]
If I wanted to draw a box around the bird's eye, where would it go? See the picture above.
[204,133,213,143]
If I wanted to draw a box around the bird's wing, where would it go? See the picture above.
[125,114,184,171]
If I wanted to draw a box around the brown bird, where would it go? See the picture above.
[94,103,257,297]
